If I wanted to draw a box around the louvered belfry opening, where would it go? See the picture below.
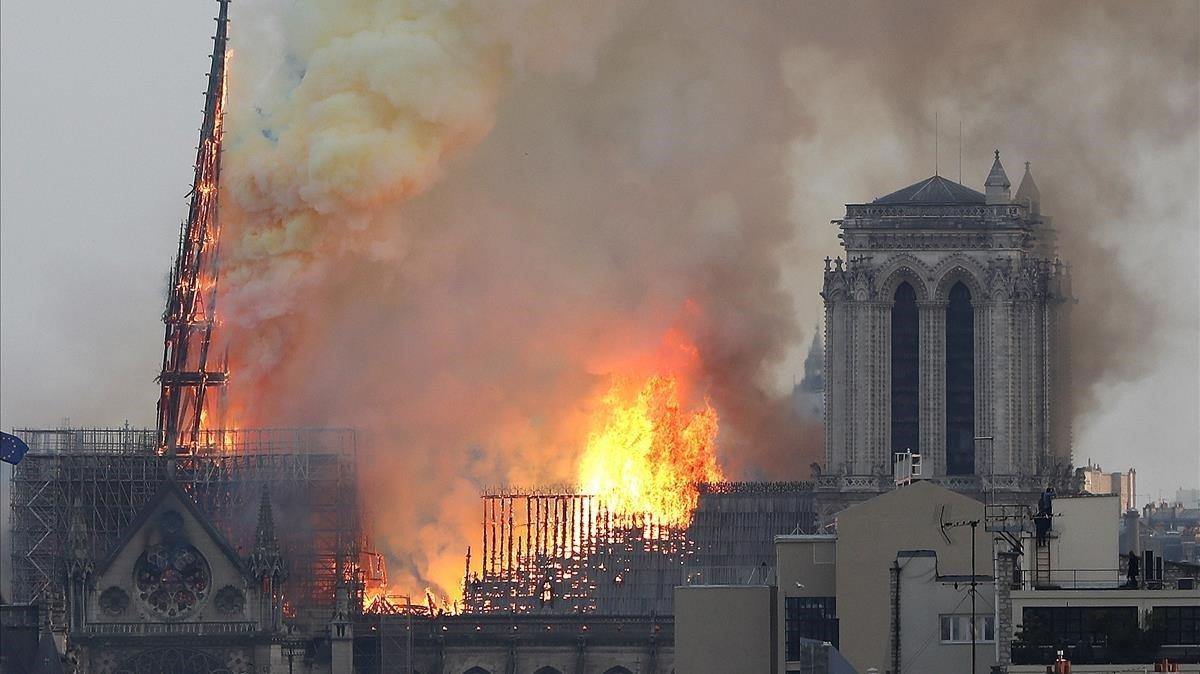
[890,282,920,454]
[945,282,975,474]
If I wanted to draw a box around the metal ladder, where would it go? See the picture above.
[1034,540,1052,587]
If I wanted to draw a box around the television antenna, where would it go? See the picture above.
[941,514,982,674]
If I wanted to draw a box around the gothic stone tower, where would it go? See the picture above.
[821,152,1072,494]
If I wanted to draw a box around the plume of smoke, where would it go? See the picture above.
[776,0,1198,491]
[220,0,1198,597]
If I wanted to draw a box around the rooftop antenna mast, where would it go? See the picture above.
[958,120,962,183]
[157,0,231,468]
[942,514,982,674]
[934,111,939,176]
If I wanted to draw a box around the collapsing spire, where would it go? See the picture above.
[985,149,1011,204]
[157,0,231,459]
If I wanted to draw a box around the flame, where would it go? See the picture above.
[362,586,437,616]
[577,373,722,529]
[362,587,389,613]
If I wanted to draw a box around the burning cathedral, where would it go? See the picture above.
[2,3,1086,673]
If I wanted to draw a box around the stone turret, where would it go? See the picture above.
[247,488,287,631]
[66,500,92,581]
[794,326,826,420]
[66,500,93,633]
[329,582,353,674]
[1015,161,1041,214]
[985,149,1012,204]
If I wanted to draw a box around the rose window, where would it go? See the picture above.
[134,542,211,619]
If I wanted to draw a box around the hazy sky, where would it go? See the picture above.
[2,1,217,428]
[2,0,1198,520]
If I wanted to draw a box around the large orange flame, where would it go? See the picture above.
[577,374,723,528]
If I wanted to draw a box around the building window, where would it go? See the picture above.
[1021,606,1139,646]
[945,281,974,474]
[891,282,920,454]
[940,614,995,643]
[785,596,838,659]
[1152,606,1200,645]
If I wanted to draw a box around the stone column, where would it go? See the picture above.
[993,300,1016,479]
[918,301,947,476]
[974,302,995,477]
[825,301,848,472]
[844,300,861,472]
[846,300,878,474]
[867,301,891,473]
[1014,301,1034,475]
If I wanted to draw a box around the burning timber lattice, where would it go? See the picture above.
[7,427,374,628]
[461,481,817,615]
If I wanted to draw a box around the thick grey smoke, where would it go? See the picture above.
[775,0,1198,497]
[218,0,1198,596]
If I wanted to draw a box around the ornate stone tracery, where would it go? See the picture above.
[131,510,212,620]
[111,647,234,674]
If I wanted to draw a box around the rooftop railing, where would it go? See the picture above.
[1016,568,1197,591]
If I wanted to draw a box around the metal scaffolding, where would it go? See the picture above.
[461,481,816,615]
[7,427,364,627]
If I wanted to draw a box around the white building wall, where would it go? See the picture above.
[896,552,998,674]
[1020,495,1121,588]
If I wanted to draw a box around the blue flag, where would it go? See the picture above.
[1,432,30,465]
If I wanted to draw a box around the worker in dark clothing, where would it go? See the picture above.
[1035,487,1055,546]
[1034,510,1050,546]
[1126,550,1140,588]
[1039,486,1055,517]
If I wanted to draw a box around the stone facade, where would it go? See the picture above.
[822,154,1073,493]
[67,482,292,674]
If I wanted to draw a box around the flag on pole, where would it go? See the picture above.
[1,432,30,465]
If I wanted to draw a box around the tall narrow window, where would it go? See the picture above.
[891,282,919,453]
[946,282,975,474]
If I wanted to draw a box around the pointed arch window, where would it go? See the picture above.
[891,282,920,454]
[945,282,975,474]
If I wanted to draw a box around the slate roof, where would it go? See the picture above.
[873,175,986,205]
[985,150,1011,189]
[1015,161,1040,205]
